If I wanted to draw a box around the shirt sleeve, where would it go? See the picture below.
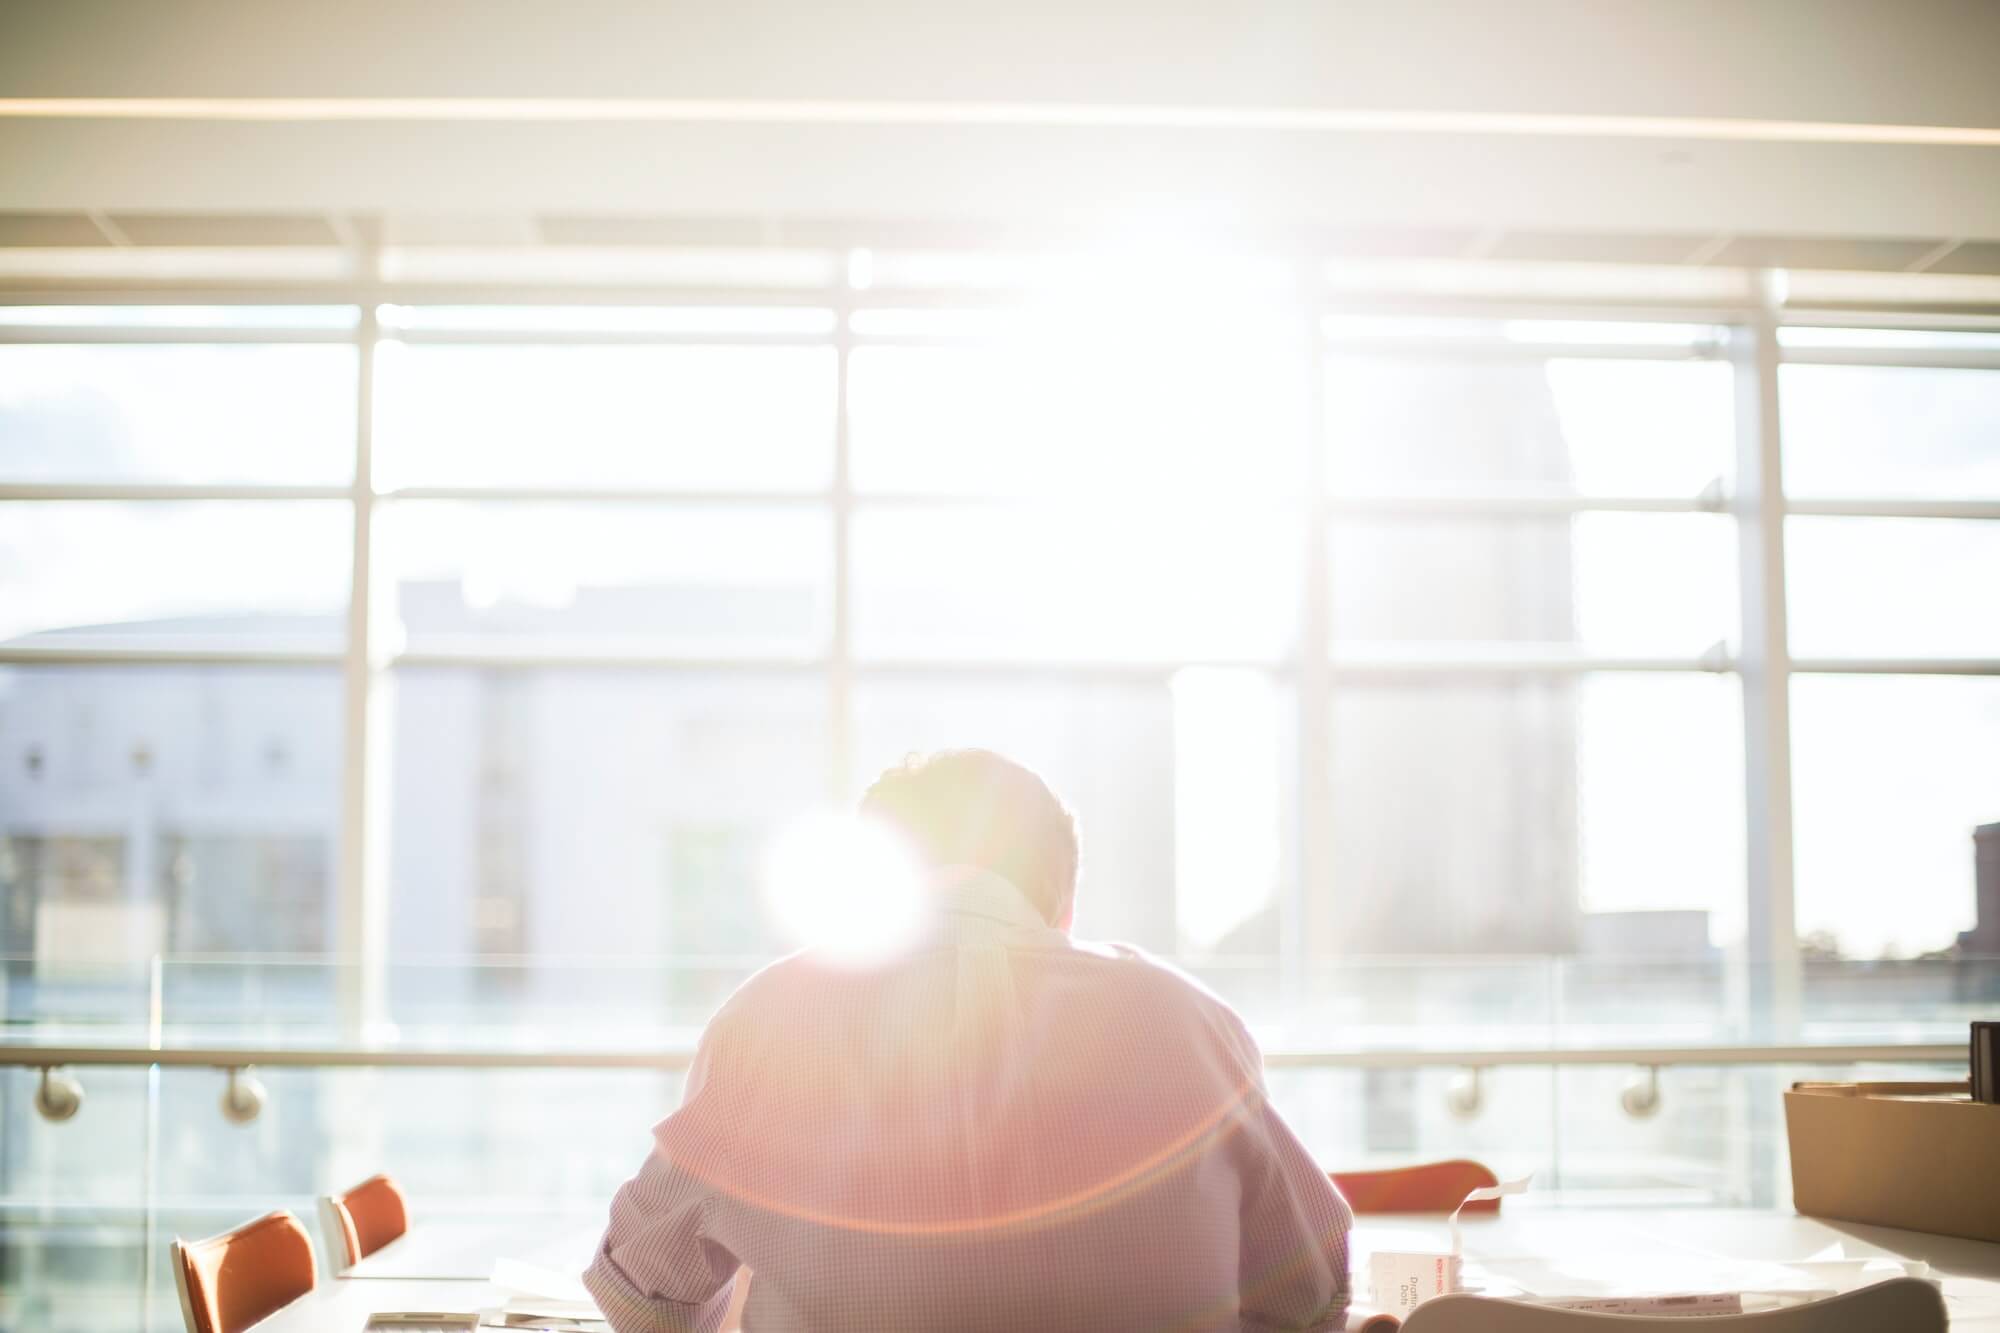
[584,1022,744,1333]
[1224,1013,1354,1331]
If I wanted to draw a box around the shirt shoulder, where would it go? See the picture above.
[1060,938,1267,1069]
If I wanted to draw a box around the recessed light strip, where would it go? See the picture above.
[0,98,1996,146]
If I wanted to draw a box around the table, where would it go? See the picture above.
[335,1212,750,1331]
[264,1206,2000,1330]
[1434,1207,2000,1328]
[253,1280,506,1333]
[345,1214,602,1281]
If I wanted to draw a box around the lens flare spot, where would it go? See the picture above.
[761,812,931,967]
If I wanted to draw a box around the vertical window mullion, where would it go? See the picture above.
[337,299,382,1034]
[829,295,855,803]
[1731,273,1802,1208]
[1295,275,1333,1007]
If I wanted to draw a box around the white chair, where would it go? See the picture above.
[1398,1276,1945,1332]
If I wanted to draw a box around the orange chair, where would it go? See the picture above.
[170,1210,317,1333]
[1330,1159,1502,1215]
[318,1172,411,1273]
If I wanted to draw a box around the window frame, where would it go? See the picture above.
[4,274,1998,1035]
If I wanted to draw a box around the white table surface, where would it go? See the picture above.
[253,1279,506,1333]
[1425,1206,2000,1328]
[344,1214,602,1281]
[266,1206,2000,1330]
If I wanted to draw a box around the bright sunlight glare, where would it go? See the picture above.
[760,812,933,968]
[1172,667,1281,950]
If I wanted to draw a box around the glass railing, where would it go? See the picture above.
[12,953,1997,1047]
[0,953,1987,1332]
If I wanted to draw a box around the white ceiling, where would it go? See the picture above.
[1,0,1997,241]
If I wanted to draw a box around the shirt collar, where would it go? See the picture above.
[930,865,1054,933]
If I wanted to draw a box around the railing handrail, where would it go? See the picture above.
[0,1040,1965,1072]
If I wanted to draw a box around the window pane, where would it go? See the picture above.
[1331,514,1737,655]
[1328,356,1731,496]
[375,501,829,656]
[1787,517,2000,658]
[1330,674,1743,953]
[0,666,342,962]
[1792,676,2000,958]
[849,313,1306,496]
[373,343,835,490]
[385,668,824,1011]
[1780,364,2000,498]
[852,504,1300,661]
[852,674,1297,998]
[0,501,350,646]
[0,344,356,483]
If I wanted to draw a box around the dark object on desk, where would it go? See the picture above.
[1976,1021,2000,1104]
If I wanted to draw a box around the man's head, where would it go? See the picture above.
[860,749,1079,929]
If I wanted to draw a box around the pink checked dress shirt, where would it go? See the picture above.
[585,870,1353,1331]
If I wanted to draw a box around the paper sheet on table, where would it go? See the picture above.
[490,1257,595,1305]
[1470,1241,1931,1308]
[480,1305,608,1329]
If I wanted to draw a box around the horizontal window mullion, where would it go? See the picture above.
[374,486,829,505]
[0,644,342,668]
[388,649,827,673]
[1321,337,1726,363]
[850,658,1292,683]
[1777,347,2000,371]
[1790,657,2000,676]
[1785,498,2000,520]
[384,328,831,348]
[1329,652,1732,677]
[0,325,355,345]
[0,482,354,502]
[1325,491,1723,516]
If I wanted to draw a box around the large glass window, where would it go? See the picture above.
[1786,517,2000,659]
[1780,362,2000,499]
[0,665,342,963]
[851,504,1301,662]
[0,337,357,484]
[384,667,824,1020]
[0,501,351,648]
[848,310,1306,498]
[374,501,830,657]
[0,296,1989,989]
[1330,514,1737,655]
[1326,349,1732,496]
[1327,674,1744,955]
[1791,675,2000,958]
[374,340,835,492]
[5,284,2000,1290]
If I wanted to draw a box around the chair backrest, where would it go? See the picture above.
[1400,1276,1946,1332]
[320,1171,410,1270]
[169,1210,317,1333]
[1331,1159,1501,1214]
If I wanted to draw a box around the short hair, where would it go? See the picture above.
[859,749,1079,924]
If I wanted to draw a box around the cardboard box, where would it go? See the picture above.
[1785,1081,2000,1243]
